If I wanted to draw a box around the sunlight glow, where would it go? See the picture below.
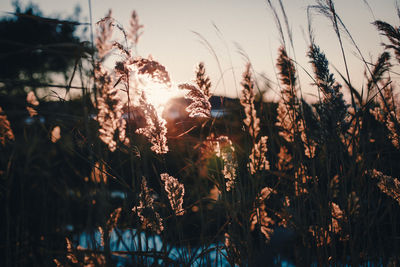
[137,76,182,114]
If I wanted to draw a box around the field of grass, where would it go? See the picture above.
[2,0,400,266]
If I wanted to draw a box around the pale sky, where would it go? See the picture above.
[1,0,398,101]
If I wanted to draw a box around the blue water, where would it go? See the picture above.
[77,228,232,266]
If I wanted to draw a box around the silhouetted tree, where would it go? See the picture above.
[0,2,89,96]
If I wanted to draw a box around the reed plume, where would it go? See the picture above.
[329,202,344,234]
[95,63,127,152]
[132,177,164,234]
[250,187,276,241]
[195,62,211,98]
[59,237,106,266]
[368,53,392,124]
[308,44,348,133]
[65,237,78,264]
[347,191,360,216]
[204,135,238,191]
[248,136,270,175]
[370,82,400,149]
[127,10,143,50]
[90,161,108,184]
[177,62,212,118]
[96,10,114,60]
[309,226,331,247]
[106,207,122,232]
[276,146,292,171]
[276,45,318,161]
[240,64,270,173]
[276,46,302,143]
[0,106,14,146]
[308,202,345,248]
[160,173,185,215]
[94,13,129,152]
[131,57,171,85]
[240,63,260,139]
[366,52,391,95]
[26,91,39,117]
[179,83,211,118]
[374,20,400,63]
[136,92,169,154]
[50,125,61,143]
[368,169,400,206]
[294,163,311,196]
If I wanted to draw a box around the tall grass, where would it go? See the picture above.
[2,0,400,266]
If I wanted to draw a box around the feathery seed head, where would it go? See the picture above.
[0,107,14,146]
[160,173,185,215]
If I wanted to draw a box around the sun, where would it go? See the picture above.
[117,73,183,117]
[138,76,183,114]
[116,59,184,115]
